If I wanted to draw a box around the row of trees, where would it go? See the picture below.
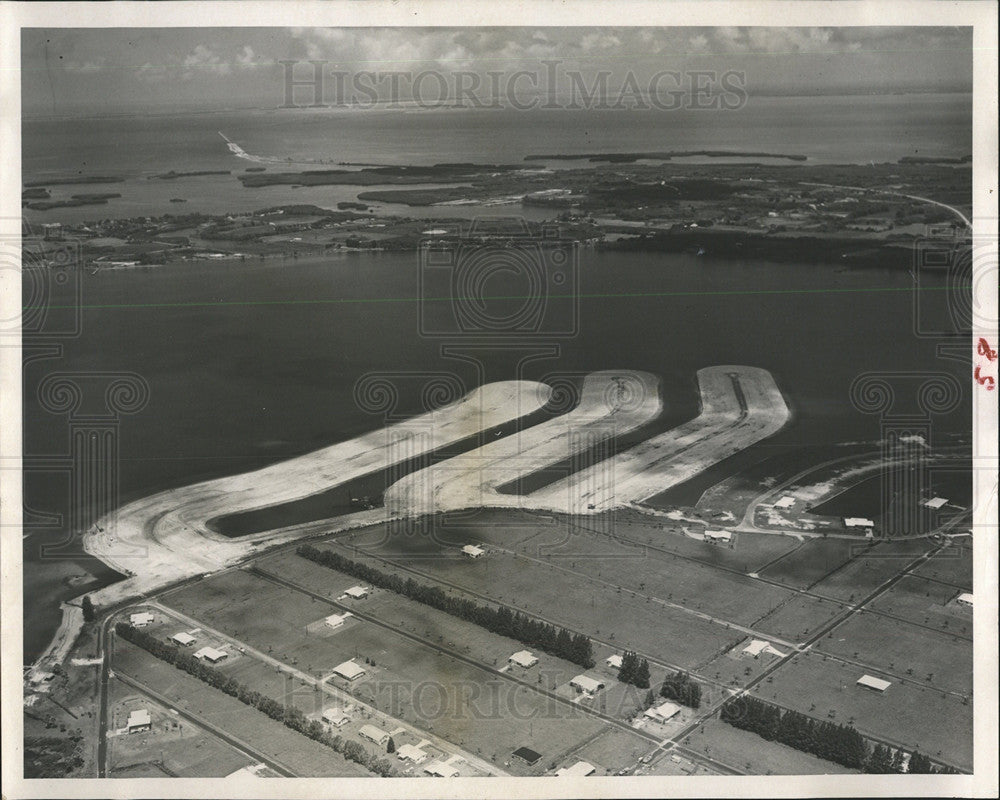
[617,651,651,689]
[661,671,702,709]
[297,545,595,668]
[719,695,959,774]
[114,623,395,776]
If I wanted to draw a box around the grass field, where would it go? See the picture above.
[910,543,972,589]
[160,568,609,774]
[809,539,934,602]
[813,611,972,695]
[319,537,743,669]
[681,717,857,775]
[867,574,973,634]
[758,538,858,589]
[108,677,253,778]
[750,594,847,643]
[756,652,972,771]
[564,727,657,775]
[697,640,789,692]
[112,638,373,777]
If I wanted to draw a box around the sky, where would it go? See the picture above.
[20,27,973,117]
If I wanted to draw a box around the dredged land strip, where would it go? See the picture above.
[39,367,789,672]
[34,382,551,672]
[528,366,790,513]
[382,370,663,515]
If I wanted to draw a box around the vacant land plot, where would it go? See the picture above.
[108,678,252,778]
[161,568,607,774]
[750,594,846,643]
[112,638,372,777]
[566,728,656,775]
[810,540,932,602]
[758,539,857,589]
[814,612,972,695]
[911,544,972,589]
[318,538,743,669]
[681,717,856,776]
[868,574,973,634]
[757,652,972,771]
[697,641,789,692]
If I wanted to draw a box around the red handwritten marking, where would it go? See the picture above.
[977,338,997,361]
[974,365,995,391]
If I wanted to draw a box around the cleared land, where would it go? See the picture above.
[867,574,973,633]
[384,370,663,515]
[751,595,847,642]
[527,366,790,512]
[681,717,857,775]
[809,539,933,602]
[565,728,657,775]
[758,538,858,589]
[160,568,609,774]
[910,543,973,589]
[757,652,972,771]
[813,611,972,695]
[314,536,745,668]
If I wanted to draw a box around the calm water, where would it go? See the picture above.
[23,93,972,225]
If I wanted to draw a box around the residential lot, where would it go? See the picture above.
[758,538,858,589]
[813,611,972,695]
[316,536,743,669]
[680,717,857,775]
[111,638,373,777]
[564,728,657,775]
[755,652,972,771]
[107,678,253,778]
[160,568,609,774]
[809,539,933,602]
[867,574,973,633]
[750,594,847,643]
[910,543,972,589]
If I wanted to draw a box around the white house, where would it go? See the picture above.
[742,639,786,659]
[644,700,682,723]
[126,709,152,734]
[332,660,366,682]
[605,654,623,670]
[344,586,369,600]
[170,632,196,647]
[424,760,460,777]
[193,646,228,664]
[774,496,796,509]
[857,674,892,693]
[956,592,974,607]
[922,497,948,510]
[397,744,429,764]
[359,724,390,746]
[569,675,605,696]
[129,612,154,627]
[324,612,352,629]
[462,544,485,558]
[704,529,732,543]
[844,517,875,529]
[555,761,596,777]
[322,708,350,728]
[508,650,539,669]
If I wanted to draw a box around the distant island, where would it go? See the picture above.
[525,150,809,163]
[898,155,971,165]
[24,192,121,210]
[23,176,124,187]
[149,170,232,180]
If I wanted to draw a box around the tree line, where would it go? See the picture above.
[114,622,396,776]
[297,544,595,668]
[660,670,702,709]
[617,651,651,689]
[720,695,960,774]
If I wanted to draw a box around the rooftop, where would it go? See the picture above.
[333,660,366,680]
[127,709,151,727]
[344,586,369,599]
[555,761,596,777]
[171,631,195,645]
[508,650,539,668]
[512,746,542,764]
[857,674,892,692]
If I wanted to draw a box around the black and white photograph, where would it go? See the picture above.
[1,2,997,798]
